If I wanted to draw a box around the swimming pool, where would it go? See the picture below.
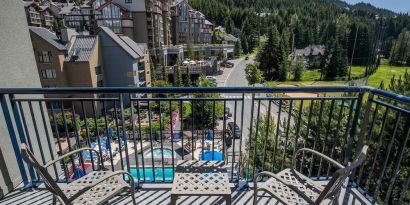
[130,167,174,181]
[144,148,173,158]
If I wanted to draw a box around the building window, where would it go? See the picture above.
[125,0,132,3]
[38,51,52,63]
[95,66,103,75]
[41,69,56,79]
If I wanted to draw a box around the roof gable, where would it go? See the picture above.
[29,27,67,51]
[95,1,127,11]
[96,26,140,59]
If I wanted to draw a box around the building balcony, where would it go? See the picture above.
[0,87,409,205]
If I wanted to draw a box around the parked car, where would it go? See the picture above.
[219,107,232,119]
[227,122,241,139]
[206,76,217,84]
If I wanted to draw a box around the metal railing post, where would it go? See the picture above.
[2,94,30,186]
[344,88,365,165]
[355,92,374,158]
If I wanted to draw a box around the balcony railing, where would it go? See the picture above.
[0,86,409,204]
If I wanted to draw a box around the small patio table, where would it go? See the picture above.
[171,160,232,205]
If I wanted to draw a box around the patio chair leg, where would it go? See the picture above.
[224,195,232,205]
[52,195,57,205]
[130,187,136,205]
[253,189,258,205]
[170,194,178,205]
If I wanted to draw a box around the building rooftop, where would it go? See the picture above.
[294,45,326,57]
[97,27,146,59]
[223,34,239,42]
[65,36,97,62]
[29,27,67,50]
[204,20,213,25]
[119,36,147,57]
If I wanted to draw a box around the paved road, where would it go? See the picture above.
[221,56,291,138]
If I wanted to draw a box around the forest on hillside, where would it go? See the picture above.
[190,0,410,80]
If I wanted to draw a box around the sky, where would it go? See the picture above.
[343,0,410,13]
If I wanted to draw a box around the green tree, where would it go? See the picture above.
[187,41,194,59]
[278,41,289,81]
[217,51,225,60]
[49,112,83,135]
[52,19,65,35]
[241,34,249,54]
[161,62,167,82]
[192,75,223,129]
[322,38,348,80]
[259,26,281,80]
[152,80,171,87]
[175,63,183,87]
[198,46,205,60]
[245,114,276,176]
[151,63,157,82]
[293,56,305,81]
[278,61,289,81]
[245,62,264,86]
[390,29,410,66]
[234,40,241,57]
[185,66,192,87]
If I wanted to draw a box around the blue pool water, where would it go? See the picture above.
[130,167,174,181]
[144,148,173,158]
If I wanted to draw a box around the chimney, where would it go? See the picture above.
[60,28,78,43]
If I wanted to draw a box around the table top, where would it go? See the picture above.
[171,160,231,196]
[171,172,231,196]
[175,160,227,172]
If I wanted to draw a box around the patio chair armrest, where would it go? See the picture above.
[45,147,102,168]
[292,148,344,170]
[254,171,290,187]
[69,171,135,202]
[253,171,315,204]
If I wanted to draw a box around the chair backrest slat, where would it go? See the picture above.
[20,144,69,203]
[315,145,368,204]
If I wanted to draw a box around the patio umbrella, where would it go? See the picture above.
[206,130,213,141]
[108,128,114,138]
[171,133,181,141]
[105,138,111,150]
[82,150,97,161]
[201,151,223,160]
[73,166,85,179]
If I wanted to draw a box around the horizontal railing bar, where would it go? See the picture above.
[0,86,363,94]
[367,86,410,105]
[130,97,243,101]
[371,98,410,115]
[254,96,358,100]
[3,86,410,105]
[12,97,119,102]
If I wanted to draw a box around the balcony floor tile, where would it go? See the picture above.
[0,183,372,205]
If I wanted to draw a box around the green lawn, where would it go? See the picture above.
[267,59,409,89]
[367,63,408,87]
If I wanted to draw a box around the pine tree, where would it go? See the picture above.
[185,66,192,87]
[161,62,167,82]
[259,26,280,80]
[175,64,183,87]
[240,34,249,53]
[151,63,157,82]
[198,46,205,60]
[293,56,304,81]
[187,41,194,59]
[234,40,241,57]
[390,29,410,66]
